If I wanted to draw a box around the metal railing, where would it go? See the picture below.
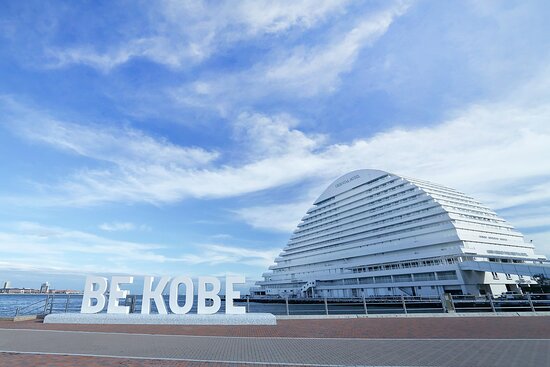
[7,293,550,317]
[450,293,550,313]
[13,294,80,317]
[252,295,446,315]
[246,293,550,316]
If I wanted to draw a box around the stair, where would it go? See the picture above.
[300,280,316,294]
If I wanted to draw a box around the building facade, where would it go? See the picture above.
[254,169,548,298]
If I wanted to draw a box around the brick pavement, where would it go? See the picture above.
[0,353,288,367]
[1,329,550,367]
[0,316,549,366]
[1,316,549,339]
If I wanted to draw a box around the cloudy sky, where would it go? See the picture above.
[1,0,549,290]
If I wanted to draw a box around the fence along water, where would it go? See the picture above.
[3,293,550,317]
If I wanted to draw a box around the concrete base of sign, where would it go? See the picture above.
[44,313,277,325]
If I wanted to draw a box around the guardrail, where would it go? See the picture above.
[450,293,550,313]
[13,294,81,317]
[6,293,550,317]
[245,293,550,315]
[252,295,444,315]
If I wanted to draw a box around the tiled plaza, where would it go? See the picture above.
[1,316,549,366]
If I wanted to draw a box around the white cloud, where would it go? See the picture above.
[173,1,411,109]
[3,82,550,216]
[0,222,167,274]
[47,0,348,72]
[262,1,410,96]
[234,112,324,159]
[227,0,348,35]
[8,108,218,168]
[0,221,278,278]
[99,222,151,232]
[500,205,550,230]
[210,233,233,240]
[234,200,314,233]
[3,61,550,263]
[521,231,550,259]
[47,37,185,73]
[173,243,279,268]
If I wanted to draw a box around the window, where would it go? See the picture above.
[375,276,392,284]
[359,277,374,284]
[393,274,412,282]
[506,274,512,280]
[414,272,436,281]
[492,272,499,280]
[437,271,458,280]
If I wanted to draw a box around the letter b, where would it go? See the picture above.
[81,276,108,313]
[197,276,221,314]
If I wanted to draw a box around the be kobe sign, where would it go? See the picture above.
[81,275,246,315]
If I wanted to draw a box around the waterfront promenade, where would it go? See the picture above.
[1,316,549,366]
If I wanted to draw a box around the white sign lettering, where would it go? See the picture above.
[81,276,108,313]
[107,276,134,314]
[81,275,246,315]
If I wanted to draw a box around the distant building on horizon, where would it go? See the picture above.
[39,282,50,294]
[0,280,80,295]
[253,169,549,298]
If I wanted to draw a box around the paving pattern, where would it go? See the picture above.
[2,316,550,339]
[0,316,548,367]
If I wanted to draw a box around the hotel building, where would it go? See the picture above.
[254,169,549,298]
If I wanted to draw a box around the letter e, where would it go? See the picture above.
[225,275,246,314]
[107,276,134,314]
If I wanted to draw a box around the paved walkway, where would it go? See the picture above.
[2,316,550,338]
[0,316,549,366]
[1,328,549,367]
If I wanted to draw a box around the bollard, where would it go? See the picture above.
[449,294,455,312]
[124,295,136,313]
[246,295,250,313]
[488,294,496,313]
[285,296,289,315]
[64,294,71,313]
[401,295,407,314]
[324,297,328,315]
[440,294,447,313]
[362,294,368,315]
[43,295,49,314]
[49,294,54,314]
[527,293,535,313]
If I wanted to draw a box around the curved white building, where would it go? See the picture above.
[254,169,548,298]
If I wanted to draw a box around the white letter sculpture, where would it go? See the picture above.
[81,276,108,313]
[142,276,170,314]
[169,276,194,314]
[107,276,134,314]
[80,275,248,316]
[197,276,221,314]
[225,275,246,314]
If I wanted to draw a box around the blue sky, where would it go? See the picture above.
[1,0,549,291]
